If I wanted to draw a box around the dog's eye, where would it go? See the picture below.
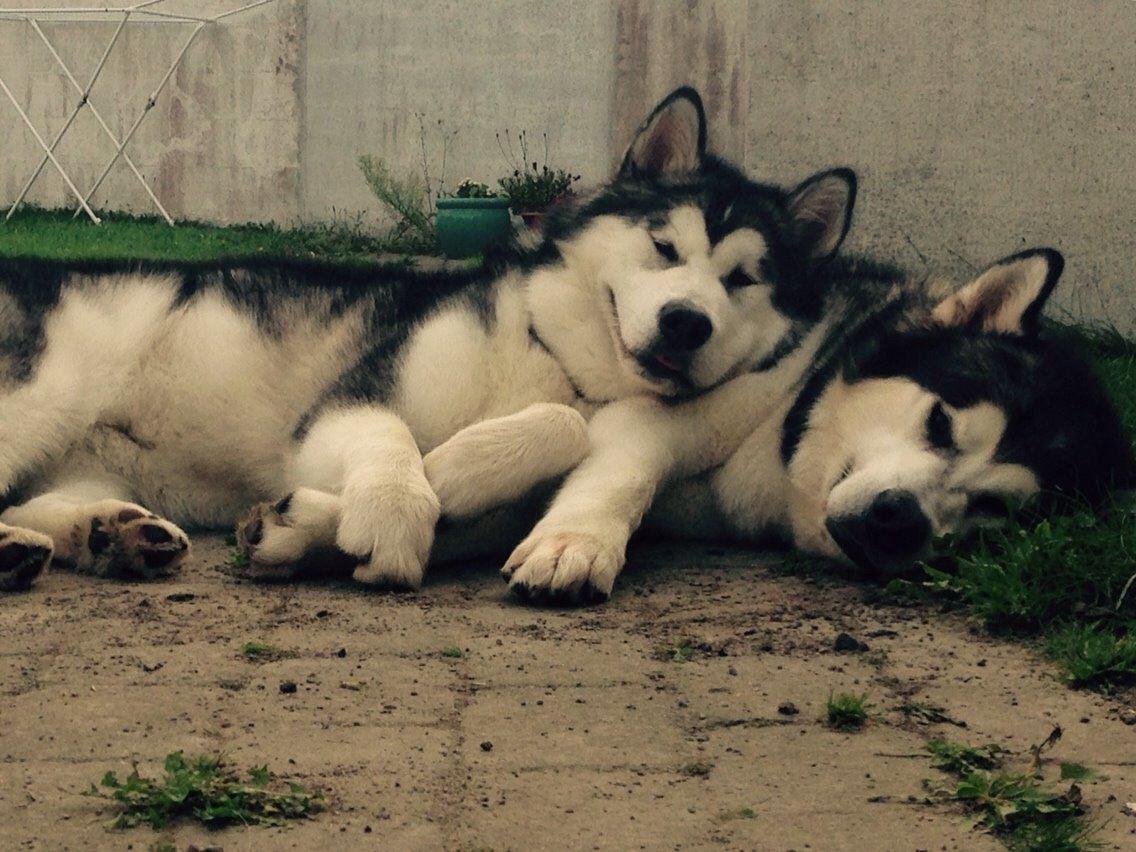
[724,268,753,290]
[966,493,1012,519]
[926,401,954,451]
[652,239,679,263]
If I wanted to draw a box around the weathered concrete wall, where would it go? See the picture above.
[0,0,303,223]
[299,0,617,228]
[1,1,1132,326]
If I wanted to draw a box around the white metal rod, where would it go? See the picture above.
[210,0,277,23]
[7,13,129,221]
[72,20,205,218]
[0,72,100,223]
[29,17,174,225]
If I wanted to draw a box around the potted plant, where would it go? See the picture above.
[498,163,580,231]
[495,130,580,231]
[434,179,512,259]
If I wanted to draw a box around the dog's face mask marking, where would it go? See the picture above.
[789,249,1132,574]
[548,87,857,396]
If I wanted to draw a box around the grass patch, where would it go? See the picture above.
[0,206,422,263]
[716,806,756,821]
[1044,622,1136,692]
[659,639,697,663]
[441,646,463,659]
[924,735,1097,851]
[239,641,281,662]
[926,739,1006,774]
[825,691,871,731]
[86,751,322,829]
[1059,762,1095,782]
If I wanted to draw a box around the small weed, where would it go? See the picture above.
[239,641,280,662]
[1059,762,1095,782]
[825,692,871,731]
[926,739,1005,774]
[680,761,713,778]
[716,806,756,821]
[441,646,463,659]
[1044,622,1136,692]
[925,735,1096,851]
[86,751,322,829]
[667,641,697,663]
[228,548,248,570]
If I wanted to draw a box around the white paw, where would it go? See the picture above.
[0,526,53,591]
[84,501,190,579]
[337,479,440,590]
[236,489,343,581]
[502,526,624,605]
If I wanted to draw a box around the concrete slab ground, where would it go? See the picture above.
[2,535,1134,850]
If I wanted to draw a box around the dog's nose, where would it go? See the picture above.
[825,489,930,571]
[863,489,930,555]
[658,302,712,352]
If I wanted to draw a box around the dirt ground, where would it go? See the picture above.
[2,535,1134,851]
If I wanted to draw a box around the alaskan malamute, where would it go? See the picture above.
[0,87,855,591]
[498,248,1132,602]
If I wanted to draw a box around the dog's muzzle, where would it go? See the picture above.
[825,488,931,574]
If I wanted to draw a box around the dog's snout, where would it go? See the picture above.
[658,301,712,352]
[826,489,930,572]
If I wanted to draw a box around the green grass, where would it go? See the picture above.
[658,639,697,663]
[825,691,871,731]
[924,738,1097,851]
[680,760,714,778]
[1044,623,1136,692]
[86,751,322,829]
[1059,762,1095,782]
[926,739,1007,775]
[239,641,280,661]
[441,646,463,659]
[0,206,421,263]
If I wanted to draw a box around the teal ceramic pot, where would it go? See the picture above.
[435,196,512,259]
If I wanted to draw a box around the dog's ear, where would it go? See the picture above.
[618,87,707,178]
[787,168,857,262]
[932,249,1064,335]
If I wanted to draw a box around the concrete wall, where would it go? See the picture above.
[1,1,1133,326]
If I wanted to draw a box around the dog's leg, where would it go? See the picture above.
[236,487,347,580]
[288,405,440,589]
[423,403,589,519]
[1,478,190,580]
[0,522,54,591]
[237,404,583,579]
[503,369,796,604]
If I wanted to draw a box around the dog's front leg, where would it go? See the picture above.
[503,371,787,604]
[502,397,675,604]
[423,402,589,519]
[291,406,440,589]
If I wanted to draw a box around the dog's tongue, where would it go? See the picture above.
[655,354,680,372]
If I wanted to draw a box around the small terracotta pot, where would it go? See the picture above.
[520,211,544,232]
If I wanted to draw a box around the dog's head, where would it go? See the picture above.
[788,249,1132,574]
[542,87,856,397]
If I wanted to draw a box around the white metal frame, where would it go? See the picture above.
[0,1,277,225]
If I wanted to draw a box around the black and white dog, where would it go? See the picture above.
[0,88,855,591]
[497,248,1132,602]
